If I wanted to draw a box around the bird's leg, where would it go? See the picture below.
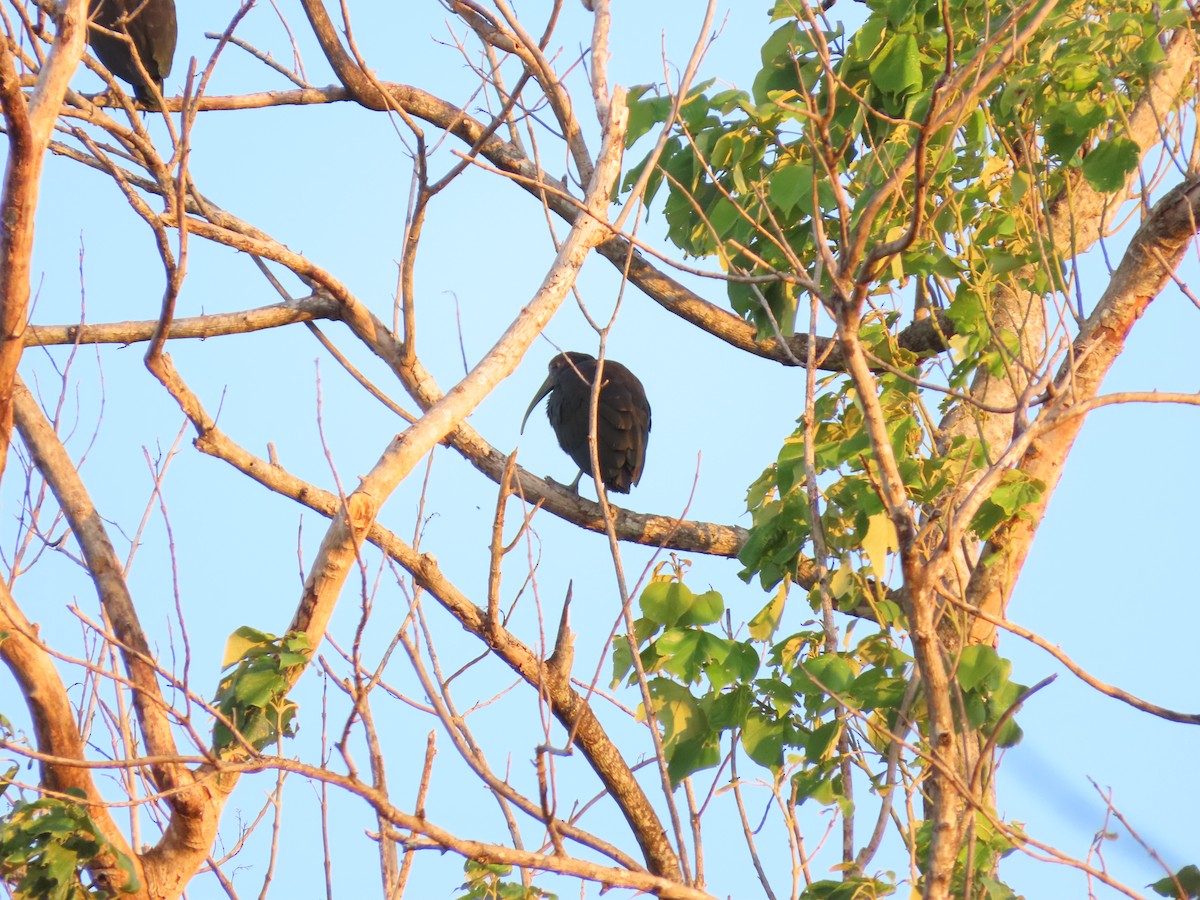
[567,470,584,493]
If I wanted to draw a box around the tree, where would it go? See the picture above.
[0,1,1197,898]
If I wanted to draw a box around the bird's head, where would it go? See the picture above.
[520,352,595,433]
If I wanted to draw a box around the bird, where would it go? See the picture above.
[87,0,177,107]
[521,352,651,494]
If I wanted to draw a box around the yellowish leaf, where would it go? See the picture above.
[222,631,258,669]
[862,512,899,579]
[748,581,788,640]
[829,561,855,599]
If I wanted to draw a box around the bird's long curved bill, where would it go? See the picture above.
[520,375,555,434]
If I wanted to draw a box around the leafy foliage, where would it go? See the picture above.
[914,811,1025,899]
[738,363,970,593]
[212,627,311,755]
[611,2,1163,893]
[455,860,555,900]
[952,645,1027,747]
[800,877,896,899]
[1150,864,1200,899]
[0,783,138,900]
[619,565,904,785]
[619,557,1029,894]
[626,0,1179,336]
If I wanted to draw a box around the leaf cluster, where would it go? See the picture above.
[612,561,1030,892]
[952,646,1027,747]
[799,875,897,899]
[1151,864,1200,899]
[0,781,138,900]
[614,568,914,806]
[739,361,964,595]
[624,0,1187,349]
[455,860,555,900]
[914,810,1025,899]
[212,627,311,755]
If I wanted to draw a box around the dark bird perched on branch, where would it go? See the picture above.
[88,0,177,107]
[521,352,651,494]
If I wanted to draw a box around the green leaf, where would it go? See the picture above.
[213,629,308,755]
[666,734,722,785]
[987,679,1026,748]
[868,33,921,96]
[829,564,856,602]
[1082,137,1140,193]
[681,590,725,627]
[656,628,708,683]
[956,645,1001,692]
[748,583,787,640]
[991,715,1024,749]
[760,21,803,67]
[457,859,555,900]
[229,667,282,707]
[741,709,785,770]
[801,875,897,898]
[639,580,724,632]
[981,250,1026,276]
[708,196,741,241]
[720,641,762,684]
[969,500,1007,541]
[970,471,1045,538]
[1150,864,1200,898]
[793,764,838,805]
[1055,56,1100,93]
[989,473,1045,516]
[768,162,813,213]
[707,683,753,730]
[640,581,692,627]
[850,668,907,711]
[0,797,139,898]
[649,680,706,742]
[806,720,842,761]
[709,132,745,169]
[848,16,887,66]
[798,654,856,696]
[611,617,659,685]
[625,87,673,146]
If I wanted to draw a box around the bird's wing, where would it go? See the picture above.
[137,0,177,80]
[597,385,649,488]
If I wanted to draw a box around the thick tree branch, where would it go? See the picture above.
[296,0,390,109]
[12,378,191,793]
[0,580,139,893]
[0,0,89,485]
[22,298,755,563]
[12,377,238,899]
[60,80,952,371]
[965,176,1200,637]
[935,26,1199,621]
[151,346,689,883]
[24,297,342,346]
